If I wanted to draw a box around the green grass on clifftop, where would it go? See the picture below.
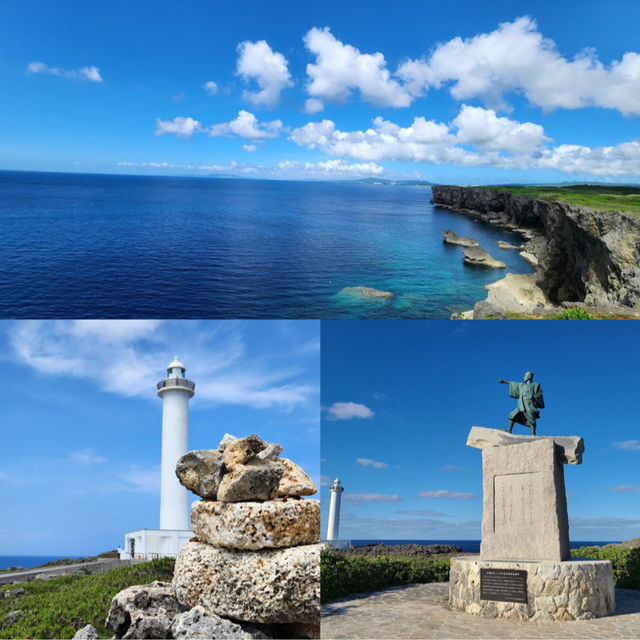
[481,184,640,214]
[0,558,175,639]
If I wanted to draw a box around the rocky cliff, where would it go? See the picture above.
[431,185,640,309]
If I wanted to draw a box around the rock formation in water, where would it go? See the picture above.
[442,229,479,247]
[432,185,640,311]
[462,246,506,269]
[338,286,393,299]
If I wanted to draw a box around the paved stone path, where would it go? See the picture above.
[321,582,640,639]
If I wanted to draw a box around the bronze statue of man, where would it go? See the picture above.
[498,372,544,435]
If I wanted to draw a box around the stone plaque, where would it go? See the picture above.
[480,438,570,561]
[480,568,528,603]
[494,472,541,534]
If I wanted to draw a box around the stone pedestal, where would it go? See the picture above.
[481,438,569,561]
[449,556,615,621]
[448,427,615,621]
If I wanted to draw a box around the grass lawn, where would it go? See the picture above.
[0,558,174,639]
[481,184,640,214]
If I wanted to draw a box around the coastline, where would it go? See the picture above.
[431,186,640,319]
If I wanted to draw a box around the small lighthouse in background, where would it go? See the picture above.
[157,356,195,530]
[327,477,344,541]
[120,357,195,560]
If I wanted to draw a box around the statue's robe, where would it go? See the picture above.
[508,381,544,428]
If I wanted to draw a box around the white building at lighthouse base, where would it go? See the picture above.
[119,528,192,560]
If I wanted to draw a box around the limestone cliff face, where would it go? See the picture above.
[431,185,640,308]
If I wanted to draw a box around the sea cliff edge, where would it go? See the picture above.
[431,185,640,318]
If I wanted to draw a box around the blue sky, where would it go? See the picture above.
[321,320,640,542]
[0,320,319,556]
[2,0,640,183]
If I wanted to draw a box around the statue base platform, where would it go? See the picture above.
[449,556,615,621]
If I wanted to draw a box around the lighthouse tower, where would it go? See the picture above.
[119,357,195,560]
[327,477,344,541]
[157,356,194,530]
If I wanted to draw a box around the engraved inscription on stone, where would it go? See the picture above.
[493,472,541,534]
[480,568,528,603]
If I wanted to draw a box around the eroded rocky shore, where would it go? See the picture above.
[431,185,640,318]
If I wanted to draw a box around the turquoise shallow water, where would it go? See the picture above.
[0,171,533,318]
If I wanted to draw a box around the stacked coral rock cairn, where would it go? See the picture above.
[106,433,320,640]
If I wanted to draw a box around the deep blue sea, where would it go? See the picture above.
[0,555,79,570]
[0,171,534,319]
[350,540,620,553]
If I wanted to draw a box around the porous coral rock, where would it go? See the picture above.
[191,499,320,550]
[217,459,283,502]
[105,581,187,638]
[175,449,225,499]
[172,541,320,625]
[276,458,317,497]
[223,434,267,468]
[171,605,254,639]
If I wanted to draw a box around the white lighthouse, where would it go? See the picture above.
[327,477,344,541]
[119,357,195,560]
[157,356,194,530]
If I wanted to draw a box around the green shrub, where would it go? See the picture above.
[0,558,175,639]
[557,307,593,319]
[571,545,640,589]
[321,550,450,603]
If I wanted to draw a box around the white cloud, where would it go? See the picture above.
[534,140,640,177]
[325,401,375,421]
[70,448,107,465]
[117,466,161,494]
[613,440,640,451]
[453,105,550,153]
[356,458,388,469]
[290,107,640,178]
[155,116,202,139]
[203,80,218,96]
[320,474,333,486]
[570,516,640,531]
[10,320,317,411]
[397,16,640,116]
[396,509,454,517]
[304,27,412,108]
[114,159,384,180]
[27,61,103,83]
[210,110,283,140]
[236,40,293,107]
[197,377,315,409]
[334,512,480,538]
[418,490,478,500]
[610,485,640,493]
[343,493,402,505]
[276,159,383,178]
[304,98,325,114]
[290,114,468,164]
[241,144,257,152]
[67,320,162,343]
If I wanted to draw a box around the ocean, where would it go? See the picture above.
[350,540,620,553]
[0,171,533,319]
[0,555,79,570]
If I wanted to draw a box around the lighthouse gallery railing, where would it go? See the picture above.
[156,378,195,391]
